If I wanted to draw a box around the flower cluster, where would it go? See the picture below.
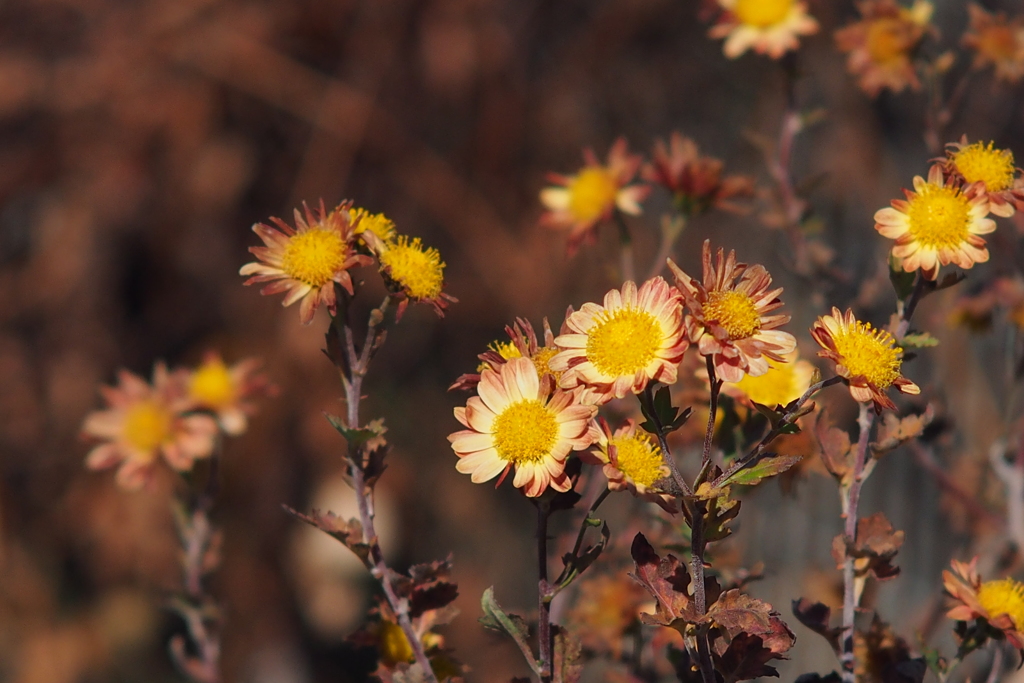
[873,141,1024,280]
[450,238,923,498]
[81,354,271,490]
[241,200,455,322]
[539,134,752,254]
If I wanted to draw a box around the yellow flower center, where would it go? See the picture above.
[831,322,902,390]
[703,290,762,340]
[906,184,972,250]
[978,579,1024,630]
[610,432,664,488]
[532,346,560,380]
[280,228,348,288]
[352,208,396,242]
[867,18,910,64]
[379,236,445,300]
[568,168,618,223]
[733,0,792,28]
[190,358,235,408]
[479,341,522,372]
[954,142,1016,192]
[491,399,558,465]
[585,307,662,378]
[377,621,415,666]
[732,362,804,407]
[123,400,172,456]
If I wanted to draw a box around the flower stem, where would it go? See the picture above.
[701,356,722,471]
[615,212,635,283]
[688,496,716,683]
[537,500,553,683]
[336,297,438,683]
[841,402,875,683]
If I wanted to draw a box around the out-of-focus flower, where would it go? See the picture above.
[451,318,563,393]
[943,557,1024,649]
[942,137,1024,217]
[240,201,372,325]
[449,358,595,497]
[374,234,457,319]
[963,4,1024,84]
[874,165,995,280]
[568,571,650,658]
[669,241,796,383]
[709,0,819,60]
[643,133,755,216]
[585,419,677,513]
[835,0,933,97]
[82,364,218,490]
[811,308,919,412]
[350,207,397,246]
[724,350,815,408]
[949,276,1024,332]
[550,278,688,405]
[187,352,273,436]
[539,138,649,254]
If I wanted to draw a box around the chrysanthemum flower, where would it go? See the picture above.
[350,207,397,246]
[82,364,219,490]
[549,278,688,405]
[942,137,1024,217]
[585,419,677,513]
[811,308,920,411]
[187,352,272,436]
[874,165,996,280]
[943,557,1024,649]
[724,350,815,408]
[449,358,596,497]
[963,4,1024,85]
[643,133,754,216]
[668,241,796,383]
[539,138,649,254]
[451,318,564,393]
[568,571,649,658]
[240,201,373,325]
[834,0,933,97]
[374,234,457,318]
[709,0,819,60]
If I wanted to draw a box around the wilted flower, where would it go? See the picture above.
[240,201,372,325]
[669,241,796,383]
[449,358,596,497]
[550,278,688,405]
[82,364,218,489]
[835,0,934,97]
[585,419,677,513]
[723,350,815,408]
[374,234,457,318]
[709,0,819,60]
[539,138,649,254]
[811,308,920,412]
[942,137,1024,217]
[944,557,1024,649]
[187,352,272,436]
[644,133,755,216]
[874,165,995,280]
[963,4,1024,84]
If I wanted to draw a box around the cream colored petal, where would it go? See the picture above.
[115,460,152,490]
[477,370,511,413]
[465,398,496,432]
[85,443,123,470]
[540,187,571,211]
[451,432,495,454]
[82,410,124,438]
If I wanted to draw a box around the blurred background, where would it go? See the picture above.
[2,0,1024,680]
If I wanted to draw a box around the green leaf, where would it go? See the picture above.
[889,257,917,300]
[324,412,376,446]
[901,332,938,348]
[722,455,804,487]
[479,587,541,676]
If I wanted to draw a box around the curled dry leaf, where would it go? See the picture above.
[392,556,460,619]
[707,590,796,657]
[871,406,934,455]
[283,505,371,565]
[791,598,842,653]
[831,512,905,582]
[814,410,852,485]
[629,532,703,630]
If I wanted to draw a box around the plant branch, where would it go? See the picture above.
[701,356,722,472]
[335,297,438,682]
[537,501,553,683]
[615,211,635,283]
[840,403,875,683]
